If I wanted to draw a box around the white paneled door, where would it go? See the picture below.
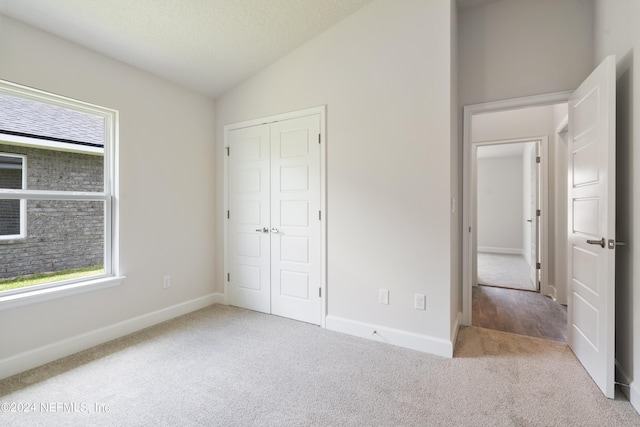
[228,124,271,314]
[568,55,616,398]
[530,142,540,289]
[228,113,322,325]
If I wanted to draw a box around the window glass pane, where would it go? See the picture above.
[0,199,20,236]
[0,143,103,192]
[0,154,23,189]
[0,200,105,291]
[0,92,105,147]
[0,154,23,237]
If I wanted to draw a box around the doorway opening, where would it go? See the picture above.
[462,93,570,342]
[476,139,542,293]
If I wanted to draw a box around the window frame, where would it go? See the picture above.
[0,80,122,309]
[0,152,27,240]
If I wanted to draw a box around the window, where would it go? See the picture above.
[0,80,120,305]
[0,153,26,239]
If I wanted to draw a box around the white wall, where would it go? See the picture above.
[216,0,456,355]
[471,106,557,142]
[459,0,594,107]
[450,0,461,340]
[594,0,640,411]
[0,16,217,373]
[551,104,569,304]
[476,155,523,252]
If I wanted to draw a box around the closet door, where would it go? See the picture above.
[270,115,322,325]
[228,124,271,314]
[227,113,322,325]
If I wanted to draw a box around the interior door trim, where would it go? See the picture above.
[223,106,327,327]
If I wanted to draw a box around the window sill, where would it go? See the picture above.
[0,275,125,311]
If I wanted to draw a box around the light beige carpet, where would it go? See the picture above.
[478,252,537,291]
[1,305,637,426]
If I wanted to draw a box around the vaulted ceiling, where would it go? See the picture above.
[0,0,374,98]
[1,0,499,99]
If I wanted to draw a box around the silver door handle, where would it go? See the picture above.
[271,227,279,234]
[255,227,268,233]
[608,239,627,249]
[587,238,605,248]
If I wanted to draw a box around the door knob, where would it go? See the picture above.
[271,227,279,234]
[255,227,269,233]
[586,238,605,248]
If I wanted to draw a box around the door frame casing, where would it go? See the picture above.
[223,106,327,327]
[462,92,571,326]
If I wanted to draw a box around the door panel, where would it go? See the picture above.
[228,125,271,313]
[568,55,616,398]
[270,115,321,325]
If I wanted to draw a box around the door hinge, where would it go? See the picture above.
[227,210,230,219]
[227,273,230,282]
[318,134,321,144]
[226,147,230,156]
[319,211,322,221]
[536,209,541,217]
[319,287,322,297]
[536,156,541,164]
[536,262,541,270]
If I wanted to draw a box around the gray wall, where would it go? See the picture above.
[477,155,523,253]
[0,143,103,279]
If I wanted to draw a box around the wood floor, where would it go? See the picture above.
[472,285,567,342]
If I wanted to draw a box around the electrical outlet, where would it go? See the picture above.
[163,276,171,289]
[415,293,425,310]
[379,289,389,305]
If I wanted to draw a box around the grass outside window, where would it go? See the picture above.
[0,266,104,292]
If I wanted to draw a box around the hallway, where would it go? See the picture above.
[472,285,567,342]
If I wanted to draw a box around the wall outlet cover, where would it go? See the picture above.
[379,289,390,305]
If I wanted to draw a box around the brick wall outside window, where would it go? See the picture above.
[0,143,104,279]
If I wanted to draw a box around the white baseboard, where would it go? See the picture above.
[451,311,461,353]
[478,247,523,256]
[615,359,640,414]
[547,284,557,301]
[325,315,454,358]
[0,292,222,380]
[211,292,226,305]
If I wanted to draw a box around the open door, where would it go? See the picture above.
[530,142,540,290]
[567,55,616,398]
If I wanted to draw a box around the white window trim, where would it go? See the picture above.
[0,80,123,309]
[0,152,27,240]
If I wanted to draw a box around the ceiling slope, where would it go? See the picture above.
[0,0,373,98]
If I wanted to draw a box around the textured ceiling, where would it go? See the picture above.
[0,0,373,98]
